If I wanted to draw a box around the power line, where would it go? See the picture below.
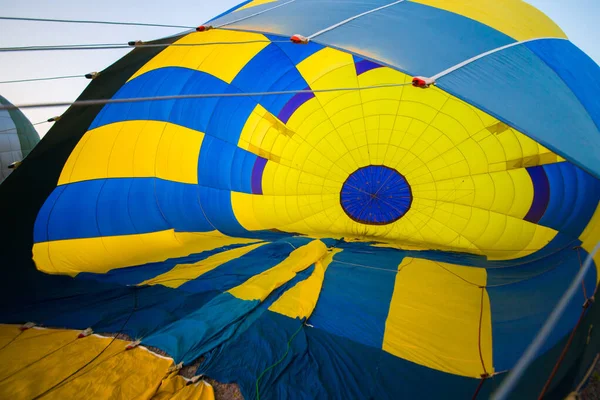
[0,16,194,29]
[0,74,83,84]
[0,83,414,110]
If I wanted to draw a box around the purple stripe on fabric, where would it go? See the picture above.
[277,88,315,124]
[524,166,551,224]
[251,157,268,195]
[355,59,383,76]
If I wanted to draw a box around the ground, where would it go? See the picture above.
[581,365,600,400]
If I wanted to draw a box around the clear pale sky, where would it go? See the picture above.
[0,0,598,137]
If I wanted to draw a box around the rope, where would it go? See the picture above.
[477,288,489,376]
[471,287,491,399]
[491,241,600,400]
[0,330,23,353]
[255,320,305,400]
[0,336,79,384]
[0,82,414,110]
[1,44,128,52]
[333,260,399,273]
[472,376,487,400]
[0,40,281,53]
[307,0,405,40]
[0,75,83,84]
[0,16,194,29]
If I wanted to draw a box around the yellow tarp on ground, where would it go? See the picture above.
[0,324,214,400]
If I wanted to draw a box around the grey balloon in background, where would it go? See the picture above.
[0,95,40,183]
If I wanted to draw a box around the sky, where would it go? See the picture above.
[0,0,599,138]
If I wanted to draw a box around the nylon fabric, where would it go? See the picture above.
[437,42,600,179]
[58,121,203,185]
[152,372,215,400]
[209,0,515,77]
[208,2,600,178]
[487,249,597,372]
[231,47,562,260]
[139,242,267,288]
[410,0,566,40]
[33,230,261,275]
[129,30,270,84]
[200,311,498,400]
[269,248,341,319]
[75,238,305,287]
[525,39,600,133]
[236,0,279,12]
[142,251,320,363]
[307,246,402,349]
[383,257,493,378]
[581,203,600,279]
[0,325,214,400]
[2,2,600,399]
[228,239,327,301]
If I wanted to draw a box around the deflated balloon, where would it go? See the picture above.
[2,1,600,399]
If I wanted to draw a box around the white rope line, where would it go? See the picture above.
[0,44,130,52]
[333,260,399,273]
[307,0,405,40]
[429,37,568,82]
[491,240,600,400]
[0,75,85,84]
[0,40,285,53]
[0,16,194,29]
[0,82,413,110]
[214,0,297,28]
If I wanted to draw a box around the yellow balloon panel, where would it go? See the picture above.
[581,202,600,282]
[228,240,327,301]
[138,242,267,288]
[269,248,342,319]
[0,325,214,400]
[383,258,493,378]
[230,47,563,259]
[129,30,270,84]
[33,230,261,276]
[59,121,203,185]
[411,0,566,40]
[236,0,278,12]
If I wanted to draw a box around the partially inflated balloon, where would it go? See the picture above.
[0,95,39,183]
[2,1,600,399]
